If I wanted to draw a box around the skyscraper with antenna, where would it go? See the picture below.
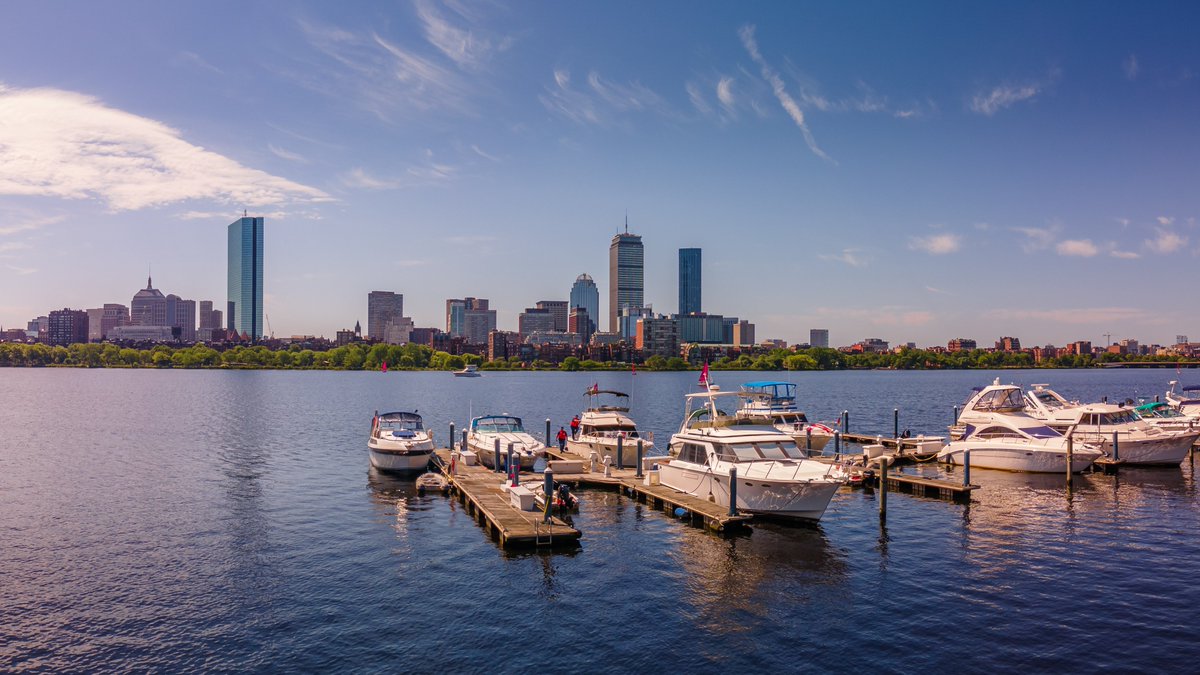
[608,215,644,333]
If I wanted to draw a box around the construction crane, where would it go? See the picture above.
[1103,332,1112,346]
[266,314,274,340]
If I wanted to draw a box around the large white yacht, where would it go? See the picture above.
[1165,381,1200,419]
[368,411,436,472]
[732,381,835,451]
[1023,384,1198,466]
[658,388,846,521]
[467,414,546,471]
[938,381,1102,473]
[565,388,654,462]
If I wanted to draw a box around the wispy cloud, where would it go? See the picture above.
[1145,227,1186,254]
[1123,54,1139,80]
[970,70,1059,115]
[268,144,309,163]
[172,51,223,75]
[414,0,507,70]
[343,149,457,190]
[1110,249,1140,259]
[1156,215,1174,226]
[1013,224,1060,252]
[1056,239,1098,257]
[0,213,63,236]
[986,307,1152,325]
[294,18,473,120]
[0,83,330,211]
[738,24,832,162]
[5,264,36,275]
[818,248,866,267]
[394,259,429,268]
[925,286,951,295]
[470,144,499,162]
[909,233,961,255]
[444,234,497,245]
[539,69,671,128]
[0,242,31,254]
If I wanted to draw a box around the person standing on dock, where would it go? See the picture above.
[570,415,580,439]
[557,426,568,451]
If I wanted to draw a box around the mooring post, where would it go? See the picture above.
[636,439,644,478]
[843,410,850,433]
[508,443,516,482]
[893,408,899,441]
[1066,432,1074,487]
[806,427,812,451]
[879,458,888,520]
[449,422,455,450]
[963,449,971,487]
[834,431,841,458]
[545,418,552,447]
[494,438,502,473]
[616,435,624,470]
[729,466,738,517]
[1112,431,1120,463]
[1155,395,1160,403]
[461,429,467,453]
[953,405,959,425]
[543,468,554,523]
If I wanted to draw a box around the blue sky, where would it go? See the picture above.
[1,1,1198,347]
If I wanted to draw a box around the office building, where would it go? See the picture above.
[108,325,176,342]
[383,317,414,344]
[636,315,678,359]
[678,248,701,315]
[676,313,726,344]
[535,300,569,332]
[228,215,264,339]
[569,273,599,335]
[47,309,88,347]
[568,307,593,344]
[166,295,196,342]
[732,320,755,347]
[131,276,167,326]
[368,291,405,341]
[518,308,557,339]
[608,225,644,332]
[1177,335,1189,346]
[619,305,654,340]
[948,338,977,352]
[809,329,829,349]
[87,303,130,342]
[449,298,496,345]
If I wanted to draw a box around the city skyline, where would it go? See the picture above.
[1,3,1198,345]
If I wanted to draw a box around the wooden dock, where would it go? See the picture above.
[432,450,580,549]
[867,470,979,501]
[543,448,752,532]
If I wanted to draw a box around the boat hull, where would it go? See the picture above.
[469,436,544,471]
[657,462,842,521]
[938,442,1098,473]
[565,436,653,464]
[368,440,435,473]
[1076,432,1198,466]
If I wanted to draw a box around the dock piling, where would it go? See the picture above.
[893,408,899,440]
[805,427,812,451]
[843,410,850,433]
[834,431,841,458]
[1066,432,1074,487]
[461,429,468,453]
[546,418,551,446]
[543,468,554,523]
[616,436,624,470]
[729,467,738,516]
[953,405,959,425]
[1112,431,1120,463]
[508,443,516,483]
[494,438,502,474]
[449,422,455,449]
[963,450,971,487]
[636,440,644,478]
[879,458,888,520]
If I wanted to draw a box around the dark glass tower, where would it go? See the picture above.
[608,227,644,333]
[227,216,264,339]
[678,248,701,315]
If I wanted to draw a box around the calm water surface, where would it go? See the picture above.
[2,369,1199,672]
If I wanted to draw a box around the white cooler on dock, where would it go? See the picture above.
[460,450,477,466]
[509,485,536,511]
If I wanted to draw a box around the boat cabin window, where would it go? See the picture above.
[973,426,1024,440]
[679,443,709,465]
[774,412,810,425]
[972,388,1025,412]
[757,442,805,460]
[1020,426,1061,439]
[475,417,523,433]
[1096,410,1139,426]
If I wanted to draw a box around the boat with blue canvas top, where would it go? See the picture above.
[732,381,836,451]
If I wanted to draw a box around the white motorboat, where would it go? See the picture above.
[453,364,481,377]
[731,381,836,451]
[657,387,847,521]
[467,414,546,471]
[368,411,435,472]
[1024,384,1198,466]
[1134,401,1199,433]
[565,388,654,463]
[1166,380,1200,419]
[939,381,1102,473]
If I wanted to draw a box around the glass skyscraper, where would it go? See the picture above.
[608,228,644,333]
[678,248,701,315]
[569,273,599,334]
[227,216,264,340]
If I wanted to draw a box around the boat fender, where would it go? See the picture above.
[674,507,688,518]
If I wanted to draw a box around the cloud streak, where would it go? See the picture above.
[540,69,672,128]
[1056,239,1098,257]
[909,233,961,255]
[1145,227,1186,254]
[0,83,329,211]
[738,24,832,162]
[818,248,866,267]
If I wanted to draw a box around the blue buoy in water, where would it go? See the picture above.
[674,507,687,518]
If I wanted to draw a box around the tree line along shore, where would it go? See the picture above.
[0,341,1185,371]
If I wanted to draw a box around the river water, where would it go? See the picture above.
[2,368,1198,671]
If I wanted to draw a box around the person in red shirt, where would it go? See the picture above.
[556,426,568,452]
[570,415,580,439]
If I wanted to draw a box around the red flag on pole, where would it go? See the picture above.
[631,363,636,375]
[381,360,388,373]
[699,362,710,389]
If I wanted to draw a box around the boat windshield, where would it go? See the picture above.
[972,387,1025,412]
[774,412,810,425]
[475,416,524,433]
[378,413,423,431]
[716,441,804,461]
[1031,391,1068,409]
[1097,410,1140,425]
